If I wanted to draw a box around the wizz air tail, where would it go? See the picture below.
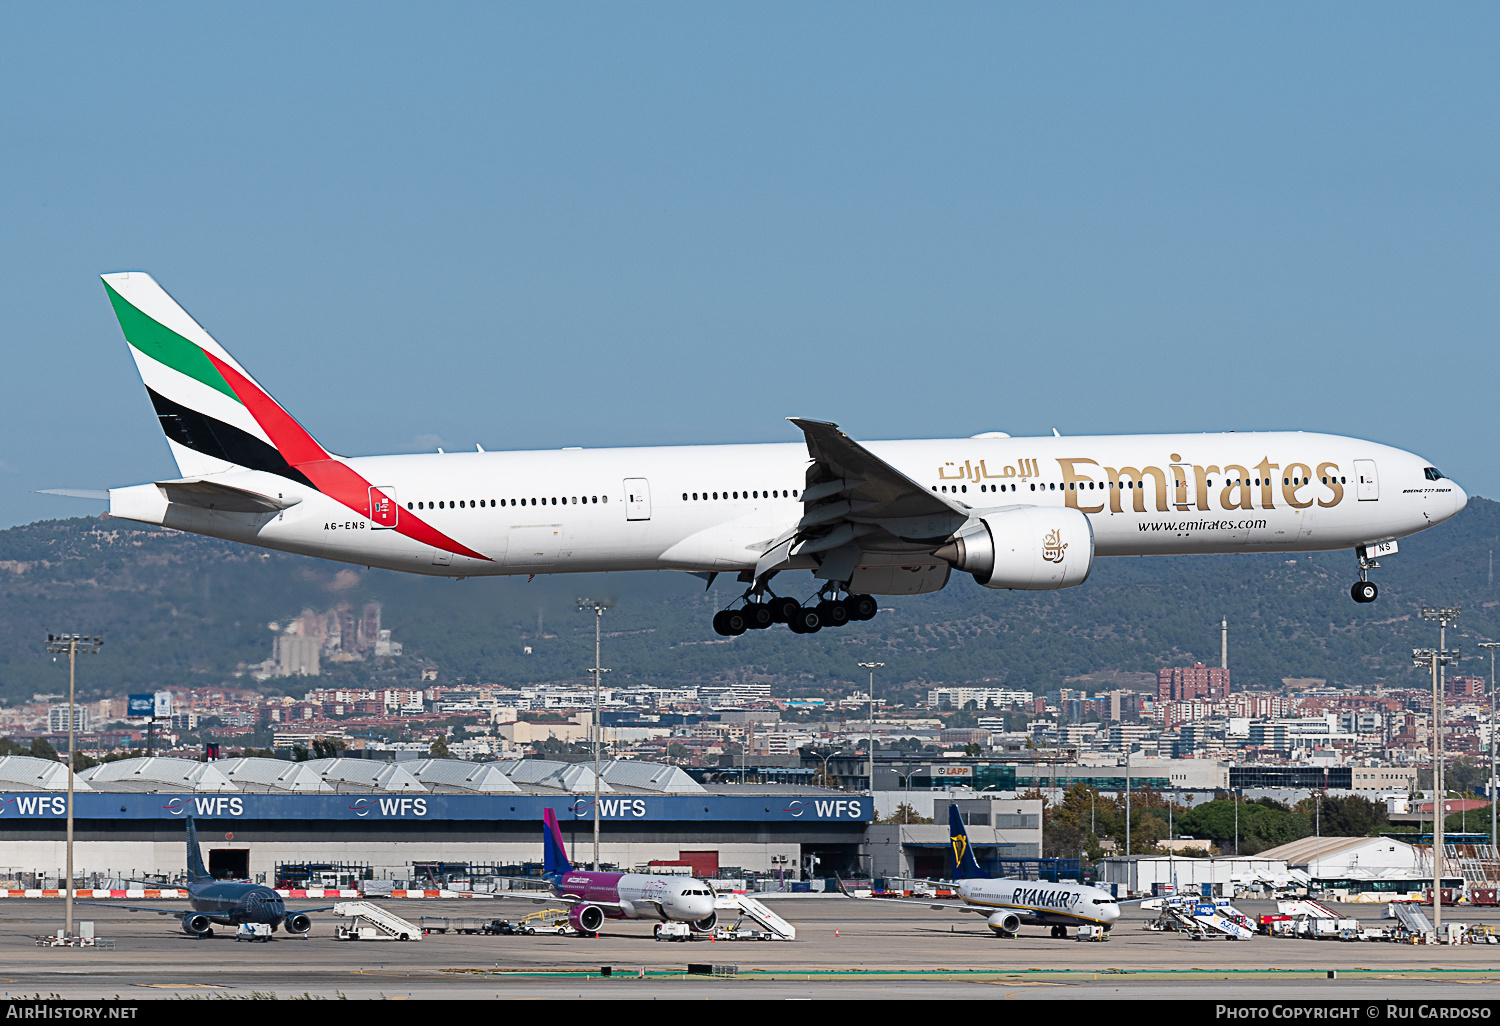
[185,817,211,883]
[542,808,573,878]
[948,804,988,881]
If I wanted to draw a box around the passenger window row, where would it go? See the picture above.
[682,489,798,501]
[407,496,608,511]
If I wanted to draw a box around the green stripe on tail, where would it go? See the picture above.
[104,282,241,404]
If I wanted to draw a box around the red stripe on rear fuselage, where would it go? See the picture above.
[204,353,489,561]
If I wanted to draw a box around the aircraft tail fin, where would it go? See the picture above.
[948,803,988,881]
[542,808,572,877]
[100,272,330,484]
[185,816,211,882]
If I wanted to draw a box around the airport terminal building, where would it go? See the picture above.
[0,756,884,887]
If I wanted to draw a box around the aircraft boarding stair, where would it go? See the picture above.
[1277,898,1340,920]
[332,901,422,941]
[714,893,796,940]
[1386,902,1434,940]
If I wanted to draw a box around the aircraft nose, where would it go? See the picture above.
[1103,903,1121,923]
[1452,480,1469,516]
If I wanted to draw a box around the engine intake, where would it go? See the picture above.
[569,904,605,935]
[987,911,1021,935]
[934,506,1094,590]
[182,913,213,936]
[284,912,312,935]
[689,911,718,933]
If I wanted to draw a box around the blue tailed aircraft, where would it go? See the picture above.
[81,817,331,938]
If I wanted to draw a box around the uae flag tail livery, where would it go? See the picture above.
[103,272,485,562]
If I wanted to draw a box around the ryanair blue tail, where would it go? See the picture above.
[542,808,573,878]
[948,804,988,881]
[185,817,211,882]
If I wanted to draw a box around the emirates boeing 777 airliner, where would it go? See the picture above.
[98,273,1467,635]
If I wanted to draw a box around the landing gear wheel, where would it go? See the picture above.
[742,602,773,630]
[1351,580,1378,603]
[791,607,822,633]
[846,594,878,621]
[768,596,800,624]
[818,600,850,627]
[1050,924,1066,938]
[712,610,732,636]
[723,609,748,634]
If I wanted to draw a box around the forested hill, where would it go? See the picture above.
[0,501,1497,704]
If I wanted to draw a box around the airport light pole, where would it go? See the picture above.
[578,598,613,871]
[45,632,101,939]
[858,663,883,793]
[1480,641,1500,855]
[1415,640,1459,941]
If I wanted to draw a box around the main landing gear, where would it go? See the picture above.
[1049,925,1069,939]
[711,589,878,636]
[1350,546,1380,604]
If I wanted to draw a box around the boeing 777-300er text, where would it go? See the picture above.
[80,817,333,938]
[492,809,718,937]
[838,805,1123,937]
[95,272,1467,633]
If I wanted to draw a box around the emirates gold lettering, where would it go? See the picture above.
[937,455,1348,512]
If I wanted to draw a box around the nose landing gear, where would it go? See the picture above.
[1351,546,1381,603]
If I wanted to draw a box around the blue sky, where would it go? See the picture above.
[2,4,1496,527]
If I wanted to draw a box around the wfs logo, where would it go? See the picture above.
[350,797,428,818]
[0,796,62,816]
[568,798,646,819]
[164,797,244,817]
[784,799,864,819]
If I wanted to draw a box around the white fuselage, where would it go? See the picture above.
[109,431,1467,582]
[958,877,1123,927]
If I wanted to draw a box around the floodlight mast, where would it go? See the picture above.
[578,598,612,872]
[1480,641,1500,859]
[44,632,101,939]
[1415,638,1459,942]
[858,663,884,794]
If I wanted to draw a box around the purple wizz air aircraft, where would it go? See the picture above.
[496,809,719,937]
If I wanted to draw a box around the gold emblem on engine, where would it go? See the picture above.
[1042,529,1067,563]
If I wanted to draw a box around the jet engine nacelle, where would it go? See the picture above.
[986,911,1021,935]
[569,904,605,935]
[935,506,1094,590]
[688,911,718,933]
[284,913,312,935]
[182,913,213,936]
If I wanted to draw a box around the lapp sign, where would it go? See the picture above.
[348,798,429,818]
[783,799,865,819]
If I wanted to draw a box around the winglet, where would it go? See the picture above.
[832,872,857,898]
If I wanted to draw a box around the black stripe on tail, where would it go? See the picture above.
[147,387,314,488]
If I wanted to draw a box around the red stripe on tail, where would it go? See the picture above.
[204,353,490,562]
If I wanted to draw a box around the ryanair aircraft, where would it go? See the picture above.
[97,272,1466,635]
[839,805,1123,937]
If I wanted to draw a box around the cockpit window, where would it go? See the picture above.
[1425,467,1446,481]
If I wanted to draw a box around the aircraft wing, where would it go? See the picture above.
[831,875,986,916]
[75,900,188,917]
[488,890,628,913]
[759,419,969,582]
[285,905,335,915]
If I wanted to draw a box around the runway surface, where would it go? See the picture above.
[3,896,1500,999]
